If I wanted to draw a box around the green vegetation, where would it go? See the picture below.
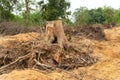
[0,0,17,22]
[39,0,70,21]
[73,6,119,26]
[0,0,120,26]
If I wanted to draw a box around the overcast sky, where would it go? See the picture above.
[69,0,120,12]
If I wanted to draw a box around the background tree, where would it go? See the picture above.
[38,0,71,21]
[25,0,29,26]
[12,0,40,25]
[115,9,120,25]
[73,7,90,25]
[1,0,120,26]
[89,8,105,24]
[103,6,116,27]
[0,0,17,22]
[73,7,118,26]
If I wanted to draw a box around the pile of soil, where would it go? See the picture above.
[0,32,96,74]
[0,27,120,80]
[0,22,41,35]
[0,32,41,47]
[64,24,105,40]
[0,22,105,40]
[104,27,120,41]
[71,39,120,80]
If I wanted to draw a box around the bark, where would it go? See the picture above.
[25,0,29,26]
[45,20,67,48]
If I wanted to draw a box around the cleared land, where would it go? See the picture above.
[0,26,120,80]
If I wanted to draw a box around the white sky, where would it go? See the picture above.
[69,0,120,12]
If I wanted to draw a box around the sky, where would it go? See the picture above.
[69,0,120,12]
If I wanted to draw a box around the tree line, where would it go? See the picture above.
[0,0,120,26]
[73,7,120,26]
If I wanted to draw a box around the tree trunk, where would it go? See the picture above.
[25,0,29,26]
[45,20,67,48]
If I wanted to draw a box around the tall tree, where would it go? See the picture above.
[103,6,115,27]
[38,0,71,21]
[25,0,29,26]
[115,9,120,25]
[73,7,90,25]
[13,0,39,25]
[89,8,105,24]
[0,0,17,22]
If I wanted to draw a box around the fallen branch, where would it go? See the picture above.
[34,59,55,69]
[0,52,31,72]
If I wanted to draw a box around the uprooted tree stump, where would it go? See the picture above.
[45,20,68,48]
[45,20,69,63]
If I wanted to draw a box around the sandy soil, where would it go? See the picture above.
[0,69,51,80]
[0,28,120,80]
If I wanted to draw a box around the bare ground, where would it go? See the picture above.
[0,27,120,80]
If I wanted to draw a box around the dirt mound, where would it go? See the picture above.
[0,69,51,80]
[104,27,120,41]
[10,32,41,42]
[94,40,120,59]
[0,22,40,35]
[0,32,41,47]
[73,58,120,80]
[71,39,120,80]
[0,32,96,74]
[0,27,120,80]
[64,24,104,40]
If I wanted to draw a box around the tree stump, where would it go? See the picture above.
[45,20,67,48]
